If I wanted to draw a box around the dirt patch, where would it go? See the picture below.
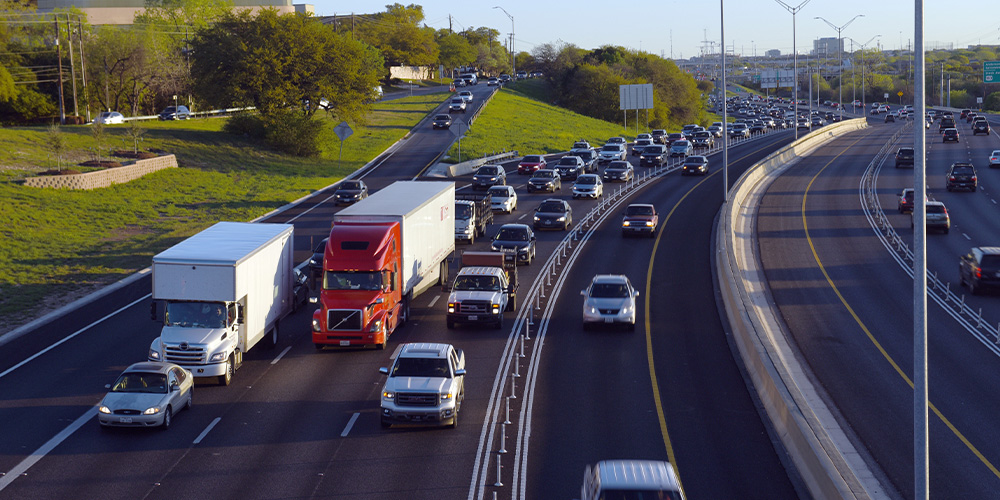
[112,150,158,160]
[38,168,82,175]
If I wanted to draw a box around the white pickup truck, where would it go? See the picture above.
[378,343,466,428]
[446,251,517,329]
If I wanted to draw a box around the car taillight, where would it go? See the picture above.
[971,176,977,182]
[949,176,956,181]
[975,267,982,279]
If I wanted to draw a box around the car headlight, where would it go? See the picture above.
[533,216,540,221]
[369,320,382,333]
[645,221,654,227]
[148,349,161,360]
[441,392,454,400]
[448,303,456,313]
[143,407,161,415]
[491,243,500,250]
[556,216,566,222]
[210,352,226,362]
[382,391,394,400]
[587,305,599,314]
[99,406,111,414]
[622,220,631,227]
[492,304,500,314]
[312,318,321,331]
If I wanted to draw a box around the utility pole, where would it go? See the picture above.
[65,15,78,118]
[54,17,66,125]
[449,14,453,33]
[939,62,944,107]
[78,17,90,123]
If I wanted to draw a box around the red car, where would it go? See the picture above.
[518,154,547,175]
[621,203,658,238]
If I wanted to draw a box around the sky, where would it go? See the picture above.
[307,1,1000,60]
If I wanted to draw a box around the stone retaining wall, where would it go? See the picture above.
[23,154,178,190]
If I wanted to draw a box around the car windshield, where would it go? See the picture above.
[533,171,555,178]
[523,155,542,163]
[323,271,383,291]
[643,147,664,154]
[476,167,498,175]
[589,282,630,298]
[495,227,529,241]
[435,115,450,120]
[981,255,1000,267]
[489,187,510,197]
[577,151,594,160]
[898,149,914,155]
[952,166,973,174]
[602,145,620,151]
[927,205,946,214]
[576,176,597,185]
[668,134,683,139]
[538,202,565,213]
[455,204,473,219]
[165,302,227,328]
[686,157,706,164]
[625,205,654,216]
[673,141,689,147]
[608,162,629,170]
[453,275,502,291]
[391,357,451,378]
[112,372,168,394]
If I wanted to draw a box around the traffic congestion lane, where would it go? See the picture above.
[760,121,1000,498]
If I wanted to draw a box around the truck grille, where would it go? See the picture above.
[164,343,206,364]
[396,392,439,407]
[327,310,362,331]
[458,300,491,314]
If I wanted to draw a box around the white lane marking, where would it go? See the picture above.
[0,294,150,380]
[270,346,292,365]
[193,417,221,444]
[963,233,972,240]
[389,343,404,361]
[518,214,527,220]
[428,295,440,308]
[340,413,360,437]
[0,406,97,492]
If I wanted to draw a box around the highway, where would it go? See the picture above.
[0,87,842,499]
[755,112,1000,498]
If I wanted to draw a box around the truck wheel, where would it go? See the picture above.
[314,343,324,350]
[264,324,278,350]
[219,355,234,386]
[495,313,504,329]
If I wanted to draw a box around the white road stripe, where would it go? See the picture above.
[270,346,292,365]
[963,233,972,240]
[193,417,221,444]
[0,406,97,492]
[428,295,440,308]
[340,413,360,437]
[517,214,527,220]
[0,294,150,380]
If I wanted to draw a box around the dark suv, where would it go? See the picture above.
[942,128,960,142]
[973,119,990,135]
[158,105,190,120]
[960,247,1000,295]
[472,165,507,190]
[894,147,914,168]
[946,162,977,191]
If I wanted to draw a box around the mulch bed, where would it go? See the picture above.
[78,160,123,168]
[112,150,158,160]
[39,169,82,175]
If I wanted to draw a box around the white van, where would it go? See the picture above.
[460,73,478,85]
[580,460,686,500]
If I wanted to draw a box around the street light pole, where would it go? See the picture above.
[721,0,728,203]
[493,6,514,77]
[816,14,864,121]
[847,35,880,116]
[774,0,812,139]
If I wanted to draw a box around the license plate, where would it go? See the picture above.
[604,318,614,323]
[469,315,478,321]
[119,417,132,423]
[412,416,422,421]
[340,340,350,346]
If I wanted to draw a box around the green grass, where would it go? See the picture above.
[0,95,447,323]
[446,87,626,161]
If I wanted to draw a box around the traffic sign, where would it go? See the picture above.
[334,121,353,141]
[984,61,1000,83]
[883,93,889,99]
[897,91,904,97]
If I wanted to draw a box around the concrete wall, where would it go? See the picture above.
[390,66,434,80]
[24,154,178,190]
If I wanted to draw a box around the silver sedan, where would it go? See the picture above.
[581,274,639,331]
[97,361,193,429]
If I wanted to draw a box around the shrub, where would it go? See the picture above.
[223,111,324,157]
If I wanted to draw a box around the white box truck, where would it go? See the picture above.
[148,222,295,385]
[312,181,455,349]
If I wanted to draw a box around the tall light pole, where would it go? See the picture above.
[913,1,928,497]
[721,0,728,203]
[774,0,812,139]
[815,14,864,121]
[493,6,514,77]
[847,35,880,115]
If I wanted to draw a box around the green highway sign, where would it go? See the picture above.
[985,61,1000,83]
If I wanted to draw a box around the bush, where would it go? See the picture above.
[984,91,1000,112]
[223,111,323,157]
[223,113,267,137]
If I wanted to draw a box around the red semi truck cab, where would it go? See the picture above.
[311,181,456,350]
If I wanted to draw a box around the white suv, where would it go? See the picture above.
[379,343,466,428]
[581,275,639,330]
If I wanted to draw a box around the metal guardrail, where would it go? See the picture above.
[122,106,256,122]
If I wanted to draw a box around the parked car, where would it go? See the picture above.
[158,105,190,120]
[621,203,658,238]
[602,161,634,182]
[911,200,950,233]
[554,156,585,181]
[681,155,709,175]
[946,162,977,191]
[572,174,604,199]
[97,361,193,429]
[580,275,639,330]
[488,185,517,213]
[639,145,668,167]
[333,179,369,205]
[518,154,547,174]
[491,223,535,264]
[894,147,914,168]
[432,114,453,129]
[670,140,693,157]
[526,169,561,193]
[449,97,467,113]
[472,165,507,190]
[533,198,573,230]
[959,247,1000,295]
[93,111,125,125]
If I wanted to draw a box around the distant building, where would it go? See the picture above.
[36,0,296,24]
[765,49,781,58]
[813,37,842,57]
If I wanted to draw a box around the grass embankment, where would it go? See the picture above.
[0,95,445,325]
[446,85,625,160]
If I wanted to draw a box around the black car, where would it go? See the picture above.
[681,155,709,175]
[472,165,507,190]
[554,156,585,181]
[651,129,668,144]
[639,145,667,167]
[939,117,956,132]
[942,128,960,143]
[960,247,1000,295]
[490,223,536,265]
[532,199,572,231]
[602,161,633,182]
[432,114,453,129]
[894,147,914,168]
[334,180,369,205]
[158,105,190,120]
[749,122,767,135]
[526,169,561,193]
[570,150,598,173]
[973,119,991,135]
[308,237,329,285]
[946,162,977,191]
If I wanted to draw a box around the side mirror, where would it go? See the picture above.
[454,369,466,377]
[634,291,640,297]
[236,304,245,325]
[580,290,587,296]
[378,367,389,375]
[105,384,111,389]
[171,383,180,392]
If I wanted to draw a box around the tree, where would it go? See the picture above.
[45,124,68,170]
[91,121,107,162]
[190,9,383,121]
[122,120,146,153]
[437,31,475,73]
[354,4,438,68]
